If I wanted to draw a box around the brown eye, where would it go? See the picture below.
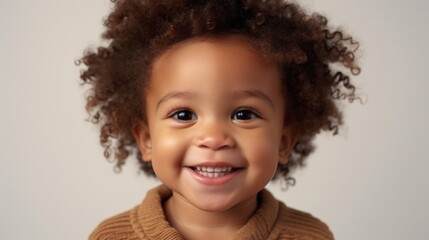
[232,109,259,120]
[172,110,197,121]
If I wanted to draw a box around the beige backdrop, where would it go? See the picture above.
[1,0,428,239]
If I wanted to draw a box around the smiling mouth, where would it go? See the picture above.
[190,166,238,178]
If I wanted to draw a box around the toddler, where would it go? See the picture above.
[78,0,360,239]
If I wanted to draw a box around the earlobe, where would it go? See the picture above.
[278,136,290,164]
[279,127,298,164]
[132,121,152,162]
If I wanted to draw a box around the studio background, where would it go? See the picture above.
[1,0,428,239]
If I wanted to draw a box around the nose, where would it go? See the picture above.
[193,122,235,150]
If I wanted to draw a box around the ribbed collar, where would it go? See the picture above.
[131,185,280,240]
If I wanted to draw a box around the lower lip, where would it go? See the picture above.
[186,167,241,186]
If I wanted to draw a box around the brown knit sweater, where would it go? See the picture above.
[89,185,334,240]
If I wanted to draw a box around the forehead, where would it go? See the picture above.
[145,35,285,111]
[150,35,281,87]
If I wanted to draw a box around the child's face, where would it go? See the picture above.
[134,36,293,212]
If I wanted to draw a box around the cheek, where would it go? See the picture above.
[151,130,189,165]
[242,137,279,185]
[242,131,280,168]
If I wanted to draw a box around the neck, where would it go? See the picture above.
[164,192,258,240]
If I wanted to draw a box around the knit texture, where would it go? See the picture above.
[89,185,334,240]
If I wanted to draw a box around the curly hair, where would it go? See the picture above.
[77,0,361,184]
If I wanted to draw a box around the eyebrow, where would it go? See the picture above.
[232,90,276,109]
[156,91,197,110]
[156,89,275,110]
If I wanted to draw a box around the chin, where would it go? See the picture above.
[193,201,236,213]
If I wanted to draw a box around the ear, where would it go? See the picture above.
[132,121,152,162]
[279,125,298,164]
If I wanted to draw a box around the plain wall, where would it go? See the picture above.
[1,0,428,239]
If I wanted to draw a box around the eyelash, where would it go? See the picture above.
[232,106,262,120]
[165,106,262,121]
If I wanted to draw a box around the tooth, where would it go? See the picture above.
[221,167,227,172]
[227,167,232,171]
[206,167,214,172]
[201,172,208,177]
[214,167,221,172]
[196,166,202,171]
[213,172,219,177]
[202,166,207,171]
[208,172,214,178]
[219,172,225,177]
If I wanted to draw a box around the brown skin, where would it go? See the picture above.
[133,36,294,240]
[78,0,360,186]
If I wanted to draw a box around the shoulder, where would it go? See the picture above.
[88,185,174,240]
[88,206,139,240]
[275,203,335,240]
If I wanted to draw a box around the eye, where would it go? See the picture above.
[171,110,197,121]
[232,109,260,120]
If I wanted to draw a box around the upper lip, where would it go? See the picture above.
[187,161,241,168]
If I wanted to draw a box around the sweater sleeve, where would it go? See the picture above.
[276,203,335,240]
[88,209,139,240]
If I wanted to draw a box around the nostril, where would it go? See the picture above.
[195,134,235,150]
